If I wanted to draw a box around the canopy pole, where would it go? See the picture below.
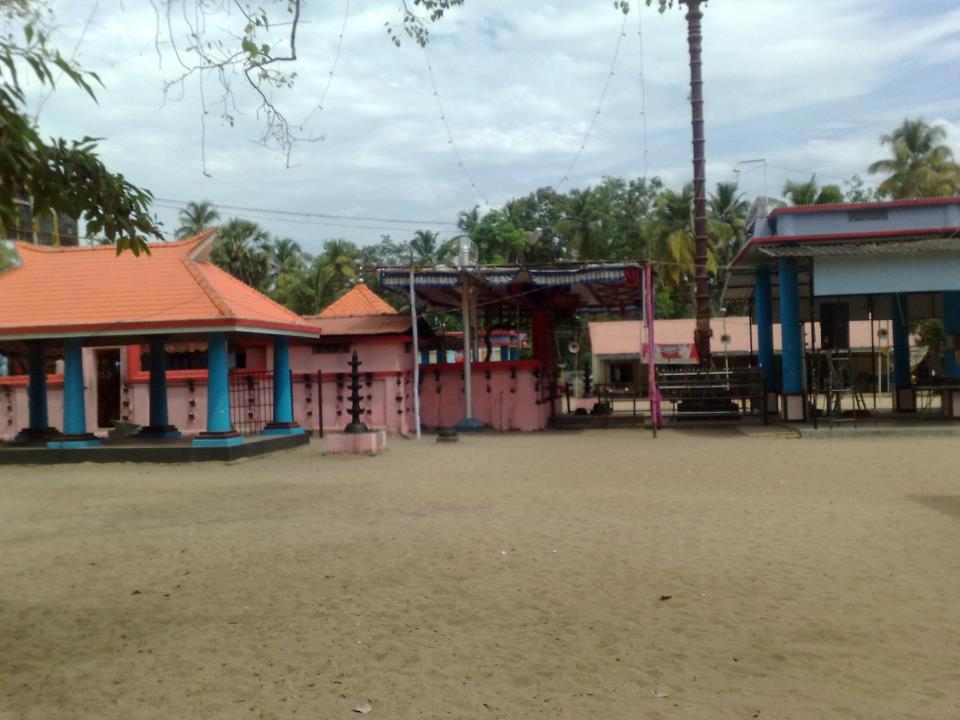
[645,263,661,435]
[456,273,484,431]
[409,268,422,439]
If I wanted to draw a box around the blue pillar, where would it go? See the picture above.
[193,332,243,447]
[16,343,55,442]
[27,343,49,429]
[48,337,101,448]
[891,293,915,412]
[263,335,303,436]
[139,336,180,438]
[779,258,803,395]
[778,258,805,421]
[755,267,776,392]
[942,291,960,379]
[892,293,912,388]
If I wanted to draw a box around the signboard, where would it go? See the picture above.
[642,343,700,365]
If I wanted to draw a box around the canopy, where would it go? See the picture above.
[379,263,645,313]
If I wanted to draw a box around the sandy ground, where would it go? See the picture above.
[2,430,960,720]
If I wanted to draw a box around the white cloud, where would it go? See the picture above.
[20,0,960,254]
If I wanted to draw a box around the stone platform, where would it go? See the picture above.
[0,432,309,465]
[322,430,387,455]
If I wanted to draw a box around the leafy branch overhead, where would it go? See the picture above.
[0,12,161,254]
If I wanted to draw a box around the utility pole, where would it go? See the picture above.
[680,0,712,366]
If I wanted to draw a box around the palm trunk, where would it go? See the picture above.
[682,0,712,366]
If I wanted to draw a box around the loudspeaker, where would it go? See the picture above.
[820,303,850,350]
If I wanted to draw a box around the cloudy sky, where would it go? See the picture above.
[23,0,960,253]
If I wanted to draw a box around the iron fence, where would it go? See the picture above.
[229,370,273,434]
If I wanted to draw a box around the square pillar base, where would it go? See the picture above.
[138,425,182,440]
[192,432,244,448]
[894,387,916,413]
[781,393,806,422]
[323,430,387,455]
[14,427,60,444]
[943,390,960,419]
[764,392,780,415]
[262,423,305,436]
[48,433,102,449]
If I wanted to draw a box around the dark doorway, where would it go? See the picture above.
[96,349,122,428]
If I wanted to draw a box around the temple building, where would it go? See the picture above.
[0,231,316,450]
[723,197,960,420]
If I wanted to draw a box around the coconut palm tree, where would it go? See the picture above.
[782,176,844,206]
[652,184,719,309]
[410,229,456,266]
[559,187,605,260]
[176,201,220,239]
[708,182,750,305]
[868,118,960,199]
[209,218,272,290]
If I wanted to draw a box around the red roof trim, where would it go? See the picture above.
[769,196,960,217]
[730,226,960,268]
[0,318,320,338]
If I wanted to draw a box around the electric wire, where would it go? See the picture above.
[421,43,490,206]
[299,0,351,130]
[152,196,458,227]
[557,11,629,188]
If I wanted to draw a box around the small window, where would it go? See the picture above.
[847,209,888,222]
[313,343,350,354]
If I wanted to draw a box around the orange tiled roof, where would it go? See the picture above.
[318,283,398,318]
[304,315,413,337]
[0,231,317,339]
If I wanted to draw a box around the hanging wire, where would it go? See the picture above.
[636,2,652,265]
[421,44,490,206]
[637,3,649,185]
[299,0,352,130]
[556,11,629,188]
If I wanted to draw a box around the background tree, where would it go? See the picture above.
[868,118,960,199]
[176,201,220,239]
[209,219,272,291]
[0,3,160,253]
[410,229,456,266]
[558,187,605,260]
[782,176,844,206]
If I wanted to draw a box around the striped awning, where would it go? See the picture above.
[378,263,645,313]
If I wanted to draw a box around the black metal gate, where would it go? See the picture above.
[229,370,273,434]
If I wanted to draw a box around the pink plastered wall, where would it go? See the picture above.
[288,338,415,434]
[418,361,557,431]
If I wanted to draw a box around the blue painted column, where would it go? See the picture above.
[16,343,55,442]
[139,336,180,438]
[48,337,101,447]
[27,343,49,429]
[754,267,776,392]
[193,332,243,447]
[891,293,916,412]
[891,294,912,387]
[778,258,805,421]
[942,291,960,379]
[263,335,303,435]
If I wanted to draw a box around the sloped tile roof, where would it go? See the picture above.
[0,231,316,339]
[304,315,413,337]
[318,283,398,318]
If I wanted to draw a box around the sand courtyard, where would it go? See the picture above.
[1,430,959,719]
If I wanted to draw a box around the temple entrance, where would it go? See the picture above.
[96,348,122,428]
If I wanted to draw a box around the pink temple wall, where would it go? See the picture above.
[0,341,557,440]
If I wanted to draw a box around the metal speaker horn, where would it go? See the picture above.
[568,341,580,354]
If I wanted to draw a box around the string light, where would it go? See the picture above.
[421,43,490,206]
[557,11,630,188]
[299,0,352,130]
